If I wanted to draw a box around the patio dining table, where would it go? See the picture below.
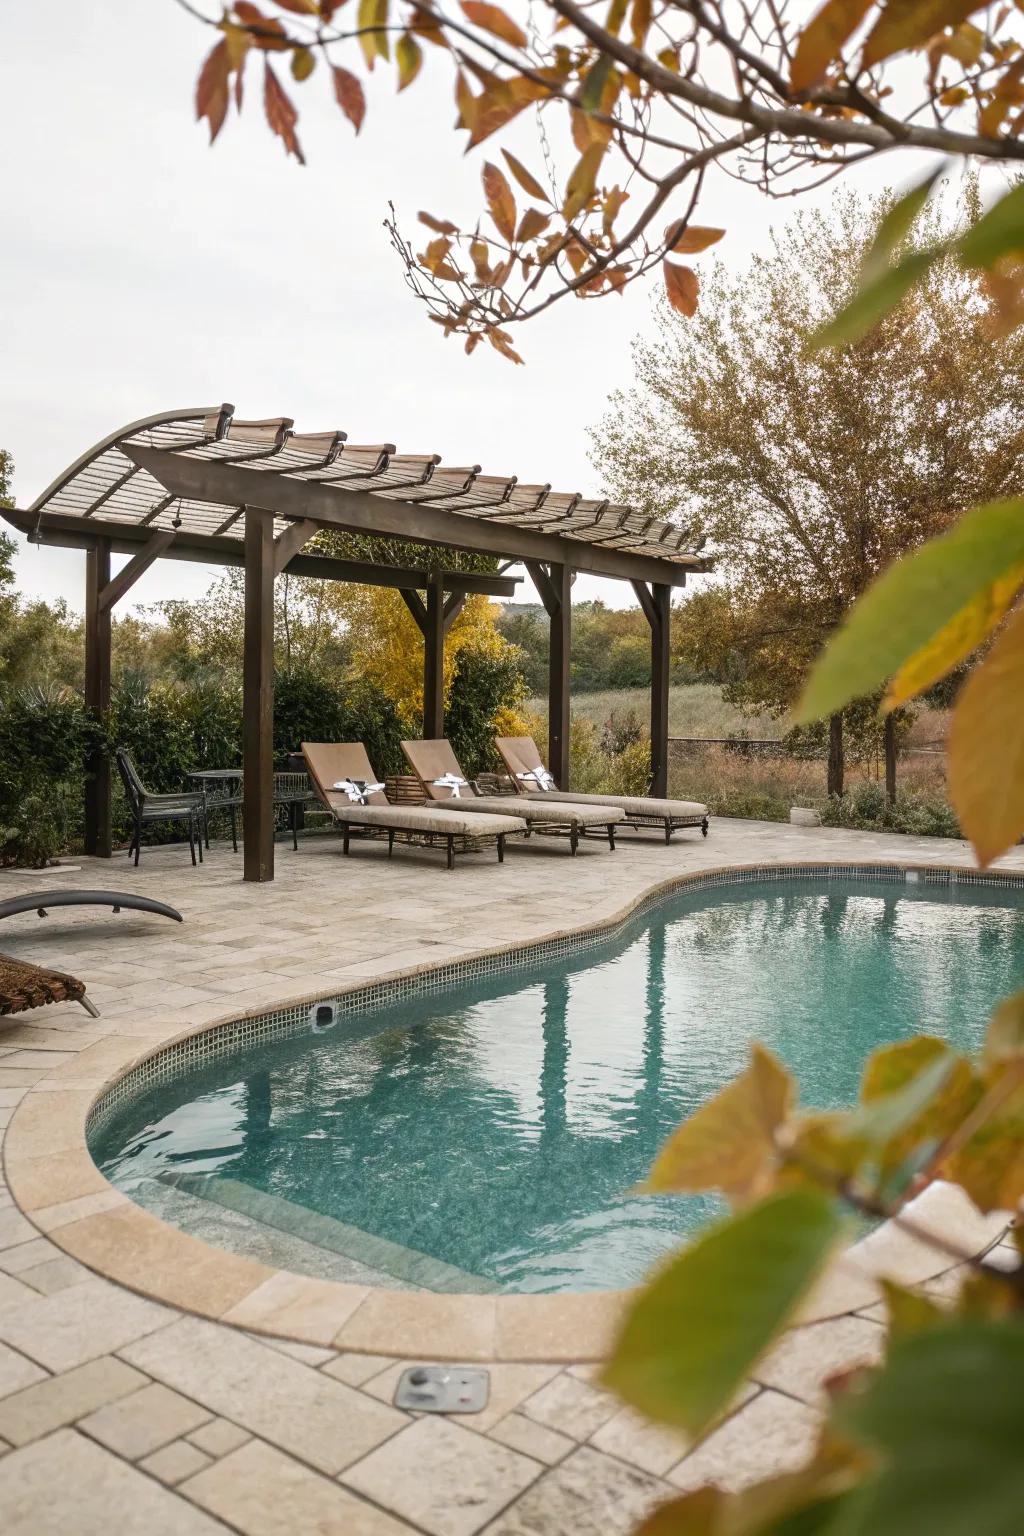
[188,769,316,852]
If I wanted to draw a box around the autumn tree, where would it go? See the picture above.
[175,0,1024,357]
[591,183,1024,796]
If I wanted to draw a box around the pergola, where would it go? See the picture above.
[5,405,707,881]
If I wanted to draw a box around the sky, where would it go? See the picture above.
[2,1,943,617]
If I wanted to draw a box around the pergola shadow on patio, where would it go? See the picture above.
[5,404,707,881]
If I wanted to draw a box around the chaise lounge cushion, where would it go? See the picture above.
[434,795,624,828]
[495,736,708,819]
[322,802,525,838]
[402,739,624,828]
[503,789,708,819]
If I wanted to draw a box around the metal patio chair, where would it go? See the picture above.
[115,749,204,866]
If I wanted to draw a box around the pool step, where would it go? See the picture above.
[157,1170,499,1294]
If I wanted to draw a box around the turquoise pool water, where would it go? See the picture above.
[91,875,1024,1293]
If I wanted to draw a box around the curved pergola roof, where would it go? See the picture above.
[26,404,705,579]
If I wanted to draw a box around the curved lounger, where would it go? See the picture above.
[302,743,526,870]
[0,890,184,923]
[495,736,709,842]
[401,739,623,854]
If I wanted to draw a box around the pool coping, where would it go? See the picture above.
[3,858,1015,1361]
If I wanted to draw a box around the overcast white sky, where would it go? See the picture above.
[2,1,945,616]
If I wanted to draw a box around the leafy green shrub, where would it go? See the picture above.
[446,644,527,777]
[0,687,100,865]
[275,669,407,776]
[821,783,961,838]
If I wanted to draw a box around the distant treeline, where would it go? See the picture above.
[496,601,705,694]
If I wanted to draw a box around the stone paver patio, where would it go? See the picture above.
[0,817,1019,1533]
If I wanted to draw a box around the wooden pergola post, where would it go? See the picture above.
[84,538,112,857]
[423,572,445,739]
[633,580,671,797]
[400,575,466,740]
[243,506,276,882]
[527,561,571,789]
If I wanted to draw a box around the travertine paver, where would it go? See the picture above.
[482,1444,672,1536]
[668,1389,822,1493]
[0,1340,47,1400]
[119,1315,408,1474]
[1,1429,229,1534]
[139,1439,214,1485]
[185,1416,252,1458]
[183,1438,417,1535]
[753,1315,886,1405]
[520,1371,619,1440]
[79,1381,213,1459]
[0,1355,147,1446]
[487,1411,575,1465]
[0,821,1020,1532]
[0,1278,169,1372]
[342,1415,542,1536]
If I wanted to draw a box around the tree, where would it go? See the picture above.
[174,0,1024,356]
[591,184,1024,795]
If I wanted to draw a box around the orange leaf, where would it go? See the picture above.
[196,39,231,143]
[263,60,305,163]
[790,0,873,91]
[516,207,550,243]
[948,599,1024,865]
[332,65,366,133]
[862,1,988,70]
[665,223,725,254]
[482,161,517,243]
[502,150,551,203]
[419,211,458,234]
[235,1,290,48]
[459,0,528,48]
[664,261,699,316]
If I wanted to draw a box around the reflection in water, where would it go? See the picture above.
[93,879,1024,1293]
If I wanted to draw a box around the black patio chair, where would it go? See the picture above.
[115,749,205,866]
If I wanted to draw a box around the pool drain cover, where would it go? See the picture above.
[394,1365,490,1414]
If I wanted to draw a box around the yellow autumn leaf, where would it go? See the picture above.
[884,561,1024,711]
[790,0,873,91]
[646,1043,794,1203]
[948,599,1024,866]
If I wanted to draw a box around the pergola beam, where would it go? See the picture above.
[4,509,521,597]
[125,445,693,588]
[273,517,319,578]
[97,529,177,613]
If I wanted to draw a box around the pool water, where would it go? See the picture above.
[91,877,1024,1293]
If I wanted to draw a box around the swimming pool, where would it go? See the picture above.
[90,870,1024,1294]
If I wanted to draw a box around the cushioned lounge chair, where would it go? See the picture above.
[401,740,623,854]
[302,743,526,870]
[495,735,710,843]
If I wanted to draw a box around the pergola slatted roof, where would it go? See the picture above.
[29,404,705,571]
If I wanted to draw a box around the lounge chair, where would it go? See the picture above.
[495,735,710,843]
[0,954,98,1017]
[401,740,623,854]
[302,743,527,870]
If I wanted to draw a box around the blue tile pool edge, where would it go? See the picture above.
[85,860,1024,1142]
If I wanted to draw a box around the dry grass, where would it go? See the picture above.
[528,684,782,740]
